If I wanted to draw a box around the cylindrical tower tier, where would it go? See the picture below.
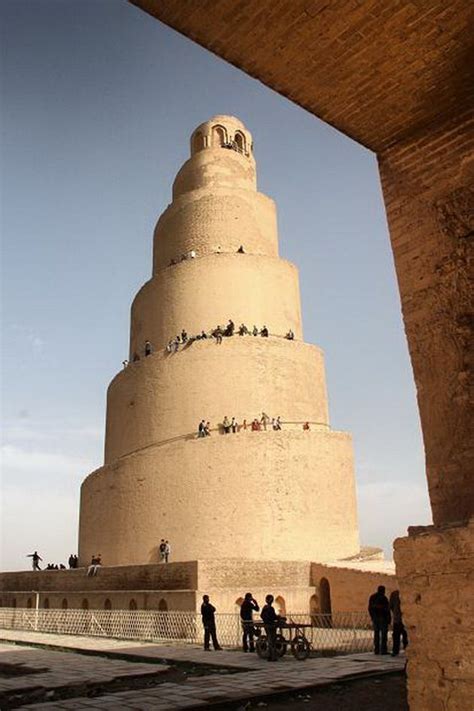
[130,254,303,356]
[105,339,329,463]
[78,114,362,566]
[79,430,359,566]
[152,188,278,272]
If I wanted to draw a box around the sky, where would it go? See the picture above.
[0,0,432,571]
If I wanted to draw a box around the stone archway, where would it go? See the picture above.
[319,578,332,615]
[309,593,320,625]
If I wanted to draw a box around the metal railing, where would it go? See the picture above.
[0,608,373,653]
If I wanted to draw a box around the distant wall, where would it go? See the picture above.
[310,563,397,612]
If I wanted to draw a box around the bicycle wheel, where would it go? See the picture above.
[275,633,287,657]
[291,635,310,660]
[256,635,269,659]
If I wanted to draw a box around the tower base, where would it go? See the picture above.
[0,556,395,615]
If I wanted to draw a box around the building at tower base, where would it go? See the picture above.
[0,556,396,615]
[0,116,395,614]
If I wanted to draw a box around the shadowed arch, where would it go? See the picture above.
[212,125,226,147]
[158,598,168,611]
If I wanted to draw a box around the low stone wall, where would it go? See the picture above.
[394,520,474,711]
[310,563,397,612]
[0,562,197,594]
[197,559,312,589]
[0,559,396,615]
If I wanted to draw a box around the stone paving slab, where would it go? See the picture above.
[0,642,168,697]
[1,629,405,710]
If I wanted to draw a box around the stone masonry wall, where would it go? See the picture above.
[379,109,473,526]
[310,563,397,612]
[0,562,198,593]
[394,521,474,711]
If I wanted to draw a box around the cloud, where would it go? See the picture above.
[357,480,432,558]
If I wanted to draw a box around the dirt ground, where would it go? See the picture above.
[221,672,408,710]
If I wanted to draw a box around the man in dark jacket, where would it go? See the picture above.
[200,595,222,651]
[240,593,259,652]
[389,590,408,656]
[368,585,391,654]
[261,594,284,661]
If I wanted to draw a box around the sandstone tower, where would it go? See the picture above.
[78,115,361,566]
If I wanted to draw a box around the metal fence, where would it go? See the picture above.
[0,608,373,653]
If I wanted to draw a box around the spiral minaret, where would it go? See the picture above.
[78,115,360,565]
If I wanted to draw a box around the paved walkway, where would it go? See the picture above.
[0,630,405,710]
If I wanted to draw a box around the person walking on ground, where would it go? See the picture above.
[261,594,285,661]
[240,593,260,652]
[285,329,294,340]
[389,590,408,656]
[223,416,231,434]
[201,595,222,651]
[181,329,188,344]
[204,421,211,436]
[368,585,391,654]
[231,417,238,433]
[27,551,42,571]
[159,539,167,562]
[68,554,75,569]
[238,323,249,336]
[252,325,258,336]
[275,416,282,430]
[303,421,310,431]
[213,326,223,344]
[260,325,269,337]
[164,540,171,563]
[198,419,206,438]
[145,340,152,356]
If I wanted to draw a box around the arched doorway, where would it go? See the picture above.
[129,599,137,611]
[104,598,112,610]
[61,599,68,610]
[81,599,89,610]
[43,598,50,609]
[234,131,245,153]
[27,598,32,609]
[309,593,320,625]
[275,596,286,616]
[319,577,332,623]
[158,598,168,611]
[192,131,204,153]
[212,125,226,147]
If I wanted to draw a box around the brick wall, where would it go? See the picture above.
[394,521,474,710]
[379,109,474,526]
[0,562,197,593]
[310,563,397,612]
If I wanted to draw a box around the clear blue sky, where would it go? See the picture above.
[1,0,431,571]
